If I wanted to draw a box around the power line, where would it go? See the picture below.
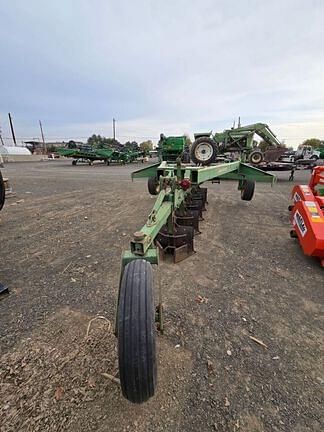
[1,134,160,140]
[112,118,116,140]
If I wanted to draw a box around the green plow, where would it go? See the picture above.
[115,158,276,404]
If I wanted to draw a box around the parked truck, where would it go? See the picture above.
[294,145,324,161]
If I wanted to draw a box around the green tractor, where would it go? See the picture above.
[192,121,282,166]
[157,134,189,163]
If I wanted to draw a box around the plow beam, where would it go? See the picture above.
[132,163,160,180]
[132,160,276,185]
[215,162,276,184]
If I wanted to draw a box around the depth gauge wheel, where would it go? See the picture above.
[0,171,5,211]
[190,137,217,165]
[117,259,157,403]
[148,176,160,195]
[241,180,255,201]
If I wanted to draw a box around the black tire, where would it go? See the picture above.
[311,155,318,160]
[190,137,217,165]
[148,176,160,195]
[0,171,5,212]
[72,160,77,166]
[118,259,157,403]
[182,152,191,163]
[248,150,263,165]
[241,180,255,201]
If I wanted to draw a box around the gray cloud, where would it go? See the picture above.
[0,0,323,146]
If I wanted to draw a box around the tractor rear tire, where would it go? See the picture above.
[0,171,5,211]
[241,180,255,201]
[148,176,160,195]
[190,137,217,166]
[117,259,157,404]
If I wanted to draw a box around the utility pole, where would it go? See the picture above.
[0,118,4,146]
[112,118,116,140]
[39,120,47,153]
[8,113,17,146]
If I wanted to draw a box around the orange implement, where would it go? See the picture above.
[290,167,324,267]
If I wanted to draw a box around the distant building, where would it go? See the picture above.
[0,145,32,162]
[0,146,31,156]
[24,140,74,154]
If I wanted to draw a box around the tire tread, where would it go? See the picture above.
[118,259,156,403]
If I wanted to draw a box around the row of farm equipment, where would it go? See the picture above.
[55,121,323,172]
[56,142,147,166]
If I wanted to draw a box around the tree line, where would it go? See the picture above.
[86,134,154,152]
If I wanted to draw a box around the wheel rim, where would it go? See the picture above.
[195,143,213,162]
[251,152,262,164]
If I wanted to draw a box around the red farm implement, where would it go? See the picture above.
[289,166,324,266]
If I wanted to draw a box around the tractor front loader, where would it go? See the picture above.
[192,121,282,166]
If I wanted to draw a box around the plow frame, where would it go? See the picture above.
[118,160,275,315]
[126,160,274,254]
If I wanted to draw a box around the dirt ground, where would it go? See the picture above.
[0,160,323,432]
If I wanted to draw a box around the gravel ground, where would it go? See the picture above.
[0,160,323,432]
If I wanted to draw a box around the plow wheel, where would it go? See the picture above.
[147,176,160,195]
[0,171,5,211]
[241,180,255,201]
[117,259,157,403]
[190,137,217,165]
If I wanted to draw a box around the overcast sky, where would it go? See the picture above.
[0,0,323,147]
